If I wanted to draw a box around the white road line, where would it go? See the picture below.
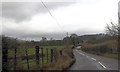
[98,62,106,69]
[79,52,84,55]
[86,56,89,58]
[76,50,85,56]
[76,50,96,61]
[82,54,85,56]
[75,50,78,52]
[78,52,83,55]
[91,58,96,61]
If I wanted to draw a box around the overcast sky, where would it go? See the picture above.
[1,0,119,41]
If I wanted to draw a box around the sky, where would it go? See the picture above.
[1,0,119,41]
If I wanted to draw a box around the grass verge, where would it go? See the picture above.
[81,40,118,59]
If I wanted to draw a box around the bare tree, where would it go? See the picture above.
[106,22,119,36]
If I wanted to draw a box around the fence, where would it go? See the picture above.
[7,45,63,70]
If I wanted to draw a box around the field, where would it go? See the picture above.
[8,45,66,57]
[8,45,75,70]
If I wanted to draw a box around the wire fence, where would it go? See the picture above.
[7,45,63,70]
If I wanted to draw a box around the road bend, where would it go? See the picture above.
[70,49,118,70]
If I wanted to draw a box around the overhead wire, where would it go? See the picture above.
[40,0,67,33]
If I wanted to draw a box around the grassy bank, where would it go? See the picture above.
[84,51,118,59]
[81,40,118,59]
[103,53,118,59]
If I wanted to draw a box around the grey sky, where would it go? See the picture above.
[1,0,119,41]
[2,2,73,22]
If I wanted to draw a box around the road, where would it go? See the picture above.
[70,49,118,70]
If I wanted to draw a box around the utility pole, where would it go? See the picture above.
[66,32,69,48]
[67,32,68,37]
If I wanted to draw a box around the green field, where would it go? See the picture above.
[8,45,68,70]
[8,46,66,57]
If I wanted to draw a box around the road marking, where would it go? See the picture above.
[76,50,79,52]
[91,58,96,61]
[98,62,106,69]
[86,56,89,58]
[76,50,85,56]
[76,49,107,69]
[79,52,84,55]
[78,52,81,54]
[82,54,85,56]
[76,50,96,61]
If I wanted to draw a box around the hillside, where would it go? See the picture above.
[78,34,117,44]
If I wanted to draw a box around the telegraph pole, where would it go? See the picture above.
[66,32,69,48]
[67,32,68,37]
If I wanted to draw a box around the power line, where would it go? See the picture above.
[40,0,67,33]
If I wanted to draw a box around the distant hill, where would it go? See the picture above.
[78,34,117,44]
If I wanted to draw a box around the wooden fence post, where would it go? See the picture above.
[41,48,44,64]
[2,41,8,71]
[60,50,62,56]
[25,46,29,70]
[46,48,48,63]
[14,46,17,70]
[35,46,39,65]
[54,48,57,62]
[51,49,53,62]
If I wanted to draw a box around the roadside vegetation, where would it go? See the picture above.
[3,36,75,70]
[2,21,119,70]
[81,22,119,59]
[81,39,118,59]
[8,45,75,70]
